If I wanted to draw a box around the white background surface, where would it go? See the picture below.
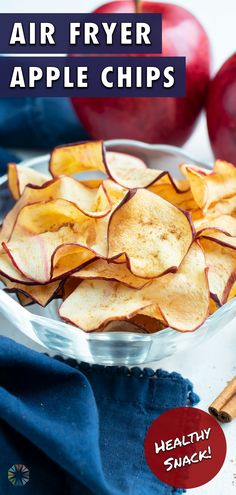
[1,1,236,493]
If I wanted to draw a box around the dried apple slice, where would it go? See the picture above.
[145,242,209,331]
[138,303,165,321]
[60,242,209,332]
[80,179,103,189]
[193,195,236,229]
[0,176,111,245]
[180,160,236,213]
[106,151,146,171]
[209,297,219,314]
[196,218,236,247]
[50,140,107,177]
[62,277,81,300]
[148,180,196,210]
[52,243,97,280]
[11,198,109,237]
[198,228,236,250]
[8,163,49,200]
[2,277,62,307]
[199,237,236,305]
[101,320,147,333]
[59,279,151,331]
[3,221,105,283]
[106,157,190,190]
[102,179,127,207]
[108,189,194,278]
[130,314,166,333]
[49,140,185,192]
[227,281,236,302]
[72,259,151,288]
[196,215,236,236]
[17,292,34,306]
[0,250,29,283]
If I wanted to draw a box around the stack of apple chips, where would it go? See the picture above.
[0,140,236,334]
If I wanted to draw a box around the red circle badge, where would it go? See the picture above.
[144,407,226,489]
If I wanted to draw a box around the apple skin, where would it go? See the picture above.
[72,1,210,145]
[207,53,236,165]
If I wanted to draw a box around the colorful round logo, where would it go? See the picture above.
[8,464,30,486]
[144,407,226,489]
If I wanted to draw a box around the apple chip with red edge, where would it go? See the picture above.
[130,314,166,333]
[0,176,111,245]
[1,277,63,307]
[180,160,236,213]
[3,220,105,284]
[227,281,236,302]
[199,237,236,306]
[49,140,107,177]
[8,163,49,200]
[0,250,30,283]
[105,153,190,191]
[72,259,151,289]
[145,241,209,332]
[108,188,194,278]
[10,198,109,237]
[148,180,196,210]
[17,292,33,306]
[102,179,126,207]
[59,278,153,331]
[196,214,236,236]
[59,242,209,333]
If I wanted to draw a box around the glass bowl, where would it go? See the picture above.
[0,139,236,366]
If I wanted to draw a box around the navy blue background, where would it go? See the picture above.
[0,14,162,54]
[0,56,186,97]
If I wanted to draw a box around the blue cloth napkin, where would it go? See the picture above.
[0,336,199,495]
[0,97,90,174]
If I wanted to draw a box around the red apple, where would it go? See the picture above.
[207,53,236,165]
[72,1,210,145]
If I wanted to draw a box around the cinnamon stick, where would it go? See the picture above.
[209,376,236,423]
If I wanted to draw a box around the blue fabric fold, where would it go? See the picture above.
[0,98,89,150]
[0,97,90,175]
[0,336,199,495]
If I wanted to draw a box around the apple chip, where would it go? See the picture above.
[196,215,236,236]
[0,250,29,283]
[8,163,49,199]
[106,151,146,170]
[199,237,236,305]
[209,297,219,314]
[11,198,109,237]
[72,259,151,288]
[59,279,152,331]
[2,277,62,307]
[3,221,105,283]
[101,320,147,333]
[62,277,81,300]
[17,292,33,306]
[50,140,148,185]
[52,243,97,280]
[180,160,236,213]
[193,195,236,229]
[138,304,165,321]
[102,179,127,207]
[227,282,236,302]
[60,242,209,332]
[130,314,166,333]
[108,189,193,278]
[148,181,196,209]
[50,140,106,177]
[0,176,111,245]
[4,139,236,335]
